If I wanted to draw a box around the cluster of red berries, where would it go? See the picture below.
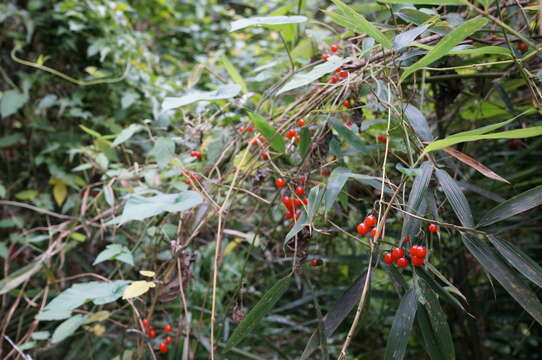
[275,177,308,221]
[141,319,174,354]
[183,170,201,185]
[189,151,202,159]
[330,66,349,83]
[356,214,379,238]
[321,44,340,61]
[239,124,255,133]
[383,243,427,268]
[286,128,300,143]
[240,126,271,159]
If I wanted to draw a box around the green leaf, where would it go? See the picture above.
[277,56,349,94]
[435,169,474,227]
[221,55,248,93]
[400,17,488,82]
[379,0,462,3]
[224,276,291,352]
[329,0,392,49]
[0,258,45,295]
[417,278,455,360]
[415,267,466,312]
[229,15,307,32]
[462,235,542,326]
[478,184,542,227]
[107,190,203,226]
[393,25,430,51]
[401,161,433,240]
[384,289,418,360]
[301,272,369,359]
[284,185,324,243]
[402,104,433,142]
[488,236,542,289]
[1,90,29,118]
[93,244,134,266]
[112,124,144,147]
[162,84,241,111]
[31,331,50,340]
[148,137,175,168]
[52,314,89,343]
[248,112,285,153]
[298,126,310,157]
[328,118,367,153]
[325,168,350,212]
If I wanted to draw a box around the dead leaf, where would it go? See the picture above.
[442,147,510,183]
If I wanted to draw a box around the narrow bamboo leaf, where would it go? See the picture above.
[415,267,466,312]
[284,186,323,243]
[301,272,369,359]
[393,25,430,50]
[248,112,285,153]
[329,0,393,49]
[401,103,433,142]
[478,184,542,227]
[230,15,307,32]
[299,127,310,157]
[435,169,474,227]
[462,235,542,325]
[325,168,350,212]
[162,84,241,111]
[417,278,455,360]
[488,235,542,289]
[221,55,248,93]
[400,18,488,82]
[401,161,433,240]
[417,307,446,360]
[384,290,417,360]
[224,276,292,352]
[379,0,462,4]
[328,118,367,153]
[442,147,509,183]
[425,124,542,152]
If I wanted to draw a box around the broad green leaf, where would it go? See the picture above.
[417,279,455,360]
[462,235,542,326]
[112,124,144,147]
[277,56,349,94]
[36,281,129,320]
[384,290,418,360]
[224,276,291,352]
[435,169,474,227]
[52,314,89,343]
[402,103,433,142]
[248,112,285,153]
[122,280,155,300]
[425,125,542,152]
[401,161,433,240]
[329,0,392,49]
[162,84,241,111]
[379,0,462,3]
[93,244,134,266]
[107,190,203,226]
[301,272,369,359]
[148,137,175,168]
[478,184,542,227]
[488,236,542,289]
[328,118,367,153]
[229,16,307,32]
[400,17,488,82]
[31,331,50,340]
[221,55,248,93]
[325,168,350,212]
[1,90,29,118]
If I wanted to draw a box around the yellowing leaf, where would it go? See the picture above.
[122,281,155,300]
[139,270,156,278]
[52,178,68,206]
[224,238,243,256]
[84,324,106,336]
[85,311,110,324]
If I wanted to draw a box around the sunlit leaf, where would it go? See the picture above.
[229,16,307,32]
[162,84,241,111]
[248,112,285,153]
[122,280,156,300]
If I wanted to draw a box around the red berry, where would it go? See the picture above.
[507,139,521,148]
[391,247,405,260]
[330,76,339,83]
[239,126,245,133]
[321,169,331,176]
[417,246,427,258]
[365,215,377,227]
[339,71,348,78]
[295,135,301,143]
[342,100,350,108]
[311,258,322,267]
[330,44,339,52]
[409,246,418,257]
[370,228,378,238]
[302,197,308,205]
[287,129,297,139]
[344,121,353,128]
[284,211,294,219]
[246,124,255,132]
[148,329,157,338]
[335,67,342,73]
[356,222,369,235]
[383,253,394,264]
[159,342,168,354]
[184,179,191,184]
[428,224,438,233]
[282,196,294,211]
[142,319,149,328]
[411,256,425,267]
[322,54,330,61]
[165,336,173,344]
[518,43,528,53]
[397,257,409,268]
[164,324,173,333]
[378,135,387,143]
[294,198,302,207]
[403,235,410,243]
[295,186,305,196]
[297,119,306,127]
[261,153,269,160]
[275,178,286,188]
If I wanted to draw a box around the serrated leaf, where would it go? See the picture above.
[224,276,291,352]
[122,280,155,300]
[221,55,248,93]
[328,118,367,153]
[277,56,349,94]
[325,168,350,212]
[162,84,241,111]
[463,235,542,325]
[488,236,542,289]
[384,290,418,360]
[139,270,156,278]
[329,0,392,49]
[478,184,542,227]
[248,112,285,153]
[435,169,474,227]
[52,315,89,343]
[400,17,488,82]
[229,15,307,32]
[401,161,433,240]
